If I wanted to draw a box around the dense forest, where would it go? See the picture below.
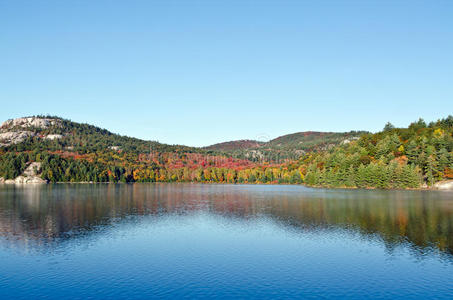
[0,115,452,189]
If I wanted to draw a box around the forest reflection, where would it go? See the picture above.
[0,184,452,257]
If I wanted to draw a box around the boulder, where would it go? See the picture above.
[433,180,453,190]
[4,175,47,184]
[0,177,4,183]
[23,176,47,184]
[13,176,28,184]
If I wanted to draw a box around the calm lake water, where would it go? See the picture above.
[0,184,452,299]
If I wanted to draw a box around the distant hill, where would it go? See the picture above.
[268,131,365,148]
[205,131,368,161]
[204,140,265,151]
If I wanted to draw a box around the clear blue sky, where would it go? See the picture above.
[1,0,452,147]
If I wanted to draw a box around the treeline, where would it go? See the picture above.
[1,116,452,189]
[0,149,425,188]
[304,161,421,189]
[302,116,453,188]
[0,150,301,184]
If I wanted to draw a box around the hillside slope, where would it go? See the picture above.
[0,116,199,154]
[267,131,363,149]
[205,131,367,161]
[204,139,265,151]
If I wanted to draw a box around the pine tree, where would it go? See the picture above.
[437,148,450,175]
[345,165,356,187]
[406,140,419,164]
[355,164,367,188]
[425,155,437,186]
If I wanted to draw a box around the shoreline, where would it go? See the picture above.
[1,180,452,191]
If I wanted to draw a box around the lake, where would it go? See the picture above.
[0,183,452,299]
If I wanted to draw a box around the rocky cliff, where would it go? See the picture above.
[0,117,60,129]
[0,117,62,147]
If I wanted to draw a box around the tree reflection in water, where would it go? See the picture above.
[0,184,452,257]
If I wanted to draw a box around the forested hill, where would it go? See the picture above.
[0,116,200,154]
[301,116,453,189]
[204,140,265,151]
[0,115,452,189]
[205,131,368,161]
[267,131,365,148]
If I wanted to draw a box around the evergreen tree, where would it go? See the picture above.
[384,122,395,131]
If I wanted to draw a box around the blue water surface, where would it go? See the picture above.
[0,184,452,299]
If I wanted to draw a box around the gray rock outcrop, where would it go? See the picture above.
[5,176,47,184]
[0,131,36,147]
[44,134,63,140]
[0,117,60,130]
[0,117,63,147]
[23,162,42,177]
[2,162,47,184]
[433,180,453,190]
